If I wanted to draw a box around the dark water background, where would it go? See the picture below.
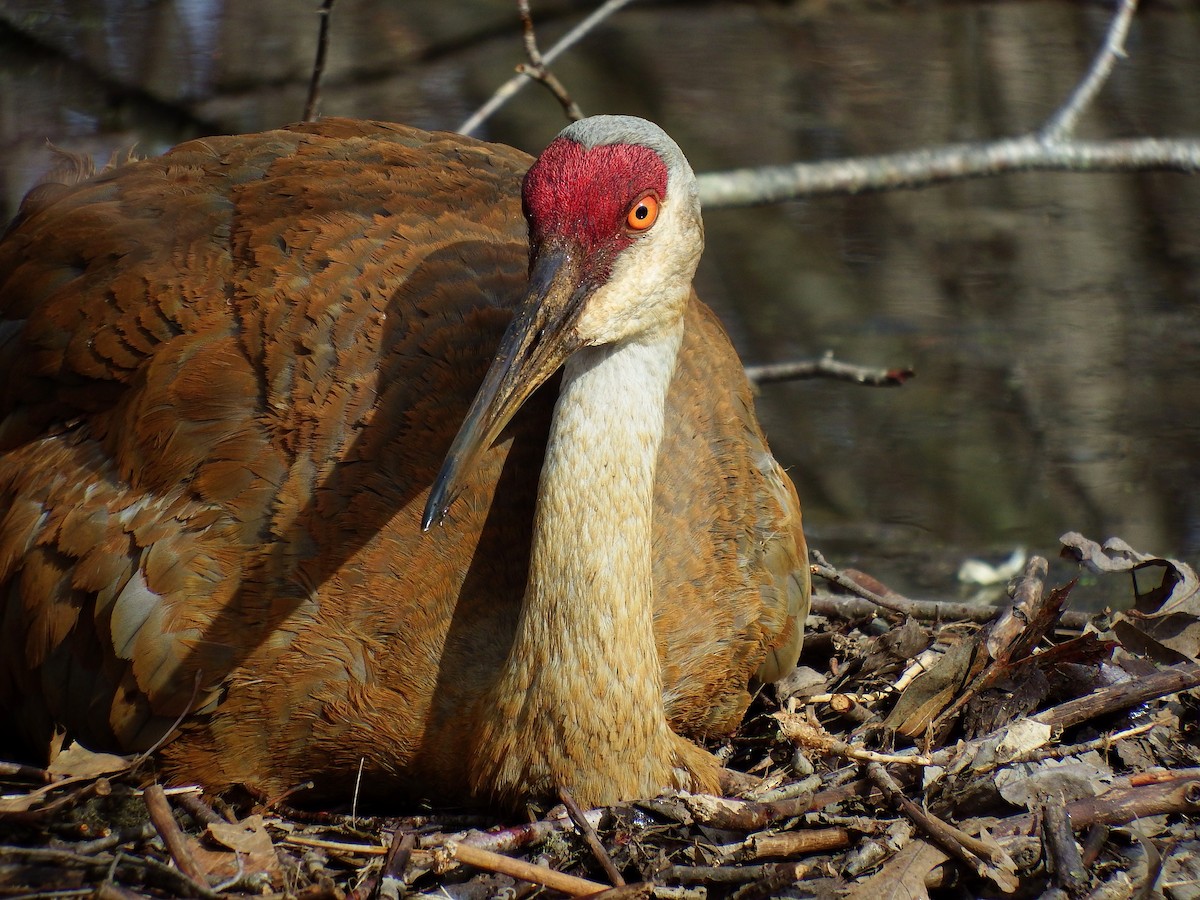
[2,0,1198,603]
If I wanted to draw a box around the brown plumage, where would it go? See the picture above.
[0,116,808,809]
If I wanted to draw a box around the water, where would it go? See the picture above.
[1,0,1197,603]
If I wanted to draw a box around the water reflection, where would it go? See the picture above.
[1,0,1197,602]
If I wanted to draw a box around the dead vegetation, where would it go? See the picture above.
[3,533,1199,898]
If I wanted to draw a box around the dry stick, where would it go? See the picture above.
[665,862,810,884]
[143,784,209,890]
[458,0,638,135]
[517,0,583,121]
[993,769,1200,837]
[1033,661,1200,730]
[581,884,655,899]
[1042,802,1087,892]
[0,846,216,899]
[735,828,853,861]
[302,0,336,122]
[745,352,913,387]
[174,791,226,828]
[443,839,609,896]
[559,787,625,887]
[699,0,1200,207]
[1040,0,1138,140]
[866,763,1005,887]
[809,556,1093,631]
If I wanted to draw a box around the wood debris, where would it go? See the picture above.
[2,535,1199,897]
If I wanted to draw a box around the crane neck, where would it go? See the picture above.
[469,317,699,808]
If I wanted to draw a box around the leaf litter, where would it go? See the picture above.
[2,532,1199,898]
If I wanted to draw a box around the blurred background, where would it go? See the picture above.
[1,0,1197,601]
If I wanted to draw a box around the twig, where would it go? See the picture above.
[726,828,853,861]
[810,552,909,620]
[810,554,1094,630]
[143,784,209,890]
[773,710,935,768]
[744,352,913,386]
[1002,719,1162,766]
[303,0,336,122]
[440,839,609,896]
[992,768,1200,837]
[0,846,218,898]
[516,0,583,122]
[1042,802,1087,892]
[1033,660,1200,730]
[809,590,1093,631]
[558,787,624,886]
[664,862,810,884]
[1040,0,1138,141]
[867,763,1014,890]
[458,0,638,135]
[174,791,227,828]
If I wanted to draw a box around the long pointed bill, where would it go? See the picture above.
[422,242,589,530]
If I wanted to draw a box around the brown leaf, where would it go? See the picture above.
[844,838,947,900]
[884,638,987,738]
[1060,532,1200,618]
[201,814,283,887]
[45,741,133,778]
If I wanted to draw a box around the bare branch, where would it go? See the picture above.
[745,351,913,386]
[1040,0,1138,141]
[515,0,583,122]
[697,0,1198,208]
[303,0,336,122]
[698,135,1200,208]
[458,0,637,135]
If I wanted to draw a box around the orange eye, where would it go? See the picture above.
[626,194,659,232]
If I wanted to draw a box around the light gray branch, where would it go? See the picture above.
[696,135,1200,208]
[458,0,639,136]
[1040,0,1138,141]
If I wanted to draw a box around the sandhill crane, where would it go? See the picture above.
[0,115,809,809]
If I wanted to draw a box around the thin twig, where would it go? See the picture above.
[458,0,638,135]
[441,839,609,896]
[143,784,209,891]
[745,352,913,386]
[867,763,1013,889]
[303,0,336,122]
[558,787,624,886]
[516,1,583,121]
[1040,0,1139,140]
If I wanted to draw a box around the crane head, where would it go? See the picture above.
[422,116,703,530]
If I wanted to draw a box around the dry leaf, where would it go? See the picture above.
[1060,532,1200,660]
[45,741,132,778]
[844,838,948,900]
[199,814,283,887]
[994,752,1113,809]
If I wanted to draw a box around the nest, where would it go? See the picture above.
[3,533,1199,898]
